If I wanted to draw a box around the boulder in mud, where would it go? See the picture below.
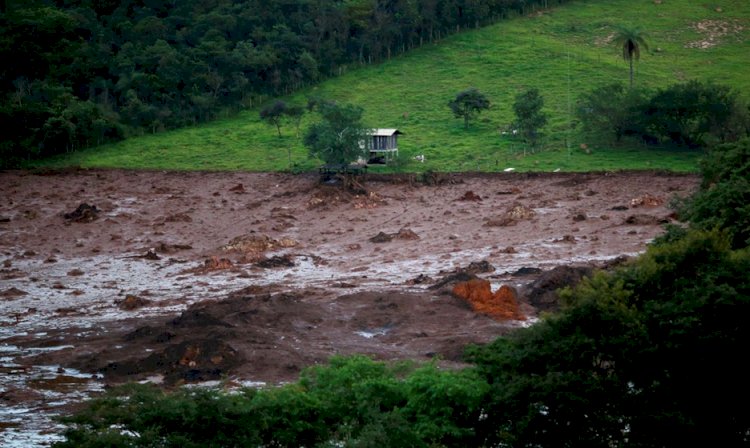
[461,260,495,275]
[256,254,295,268]
[629,194,663,207]
[116,294,152,311]
[394,228,420,240]
[428,271,479,291]
[520,265,594,312]
[624,214,668,225]
[64,203,99,223]
[222,234,298,259]
[370,232,393,243]
[99,339,242,386]
[507,203,535,220]
[458,191,482,201]
[0,287,27,299]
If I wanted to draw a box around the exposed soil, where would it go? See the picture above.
[0,169,698,443]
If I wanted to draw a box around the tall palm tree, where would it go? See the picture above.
[614,26,649,88]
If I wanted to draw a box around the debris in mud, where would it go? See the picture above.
[611,205,629,211]
[458,191,482,201]
[452,279,524,321]
[406,274,433,285]
[308,186,355,209]
[256,254,295,268]
[370,228,420,243]
[485,203,535,227]
[154,242,193,253]
[624,214,668,225]
[429,271,479,291]
[370,232,392,243]
[164,212,192,223]
[116,294,152,311]
[144,248,161,260]
[99,339,243,386]
[353,191,387,209]
[67,268,85,276]
[28,374,92,393]
[188,256,234,274]
[271,207,297,221]
[497,188,522,195]
[0,387,44,405]
[512,267,543,276]
[520,265,594,312]
[553,235,577,244]
[229,183,246,193]
[461,260,495,275]
[64,203,100,222]
[0,216,10,223]
[222,234,298,260]
[629,194,664,207]
[508,203,535,220]
[394,228,420,240]
[572,213,587,222]
[0,287,27,299]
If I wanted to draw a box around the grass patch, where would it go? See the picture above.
[34,0,749,172]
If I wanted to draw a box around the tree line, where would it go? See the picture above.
[0,0,574,167]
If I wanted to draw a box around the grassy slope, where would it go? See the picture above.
[38,0,750,172]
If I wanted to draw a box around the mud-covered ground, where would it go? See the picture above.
[0,169,698,445]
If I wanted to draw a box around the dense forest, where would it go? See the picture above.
[0,0,572,166]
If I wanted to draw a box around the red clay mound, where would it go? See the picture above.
[452,279,525,321]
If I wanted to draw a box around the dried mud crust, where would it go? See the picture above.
[0,169,699,386]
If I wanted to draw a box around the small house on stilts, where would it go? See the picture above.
[366,128,402,164]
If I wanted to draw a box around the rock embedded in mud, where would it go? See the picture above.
[394,228,420,240]
[256,254,295,268]
[507,203,535,220]
[629,194,663,207]
[117,294,152,311]
[520,265,594,312]
[461,260,495,275]
[0,287,27,299]
[64,203,100,222]
[369,232,393,243]
[222,234,298,259]
[513,267,542,276]
[458,191,482,201]
[623,214,668,225]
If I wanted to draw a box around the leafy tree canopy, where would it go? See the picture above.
[260,100,287,137]
[303,101,370,165]
[448,87,490,129]
[513,87,548,145]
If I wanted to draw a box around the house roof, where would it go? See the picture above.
[371,128,403,136]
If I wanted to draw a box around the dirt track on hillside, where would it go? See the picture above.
[0,169,698,441]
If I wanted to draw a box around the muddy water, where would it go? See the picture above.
[1,170,698,445]
[0,246,631,445]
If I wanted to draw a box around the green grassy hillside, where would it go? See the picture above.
[36,0,750,172]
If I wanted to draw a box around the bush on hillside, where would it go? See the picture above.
[577,80,749,147]
[679,138,750,249]
[467,228,750,447]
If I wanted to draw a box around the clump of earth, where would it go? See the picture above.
[0,169,697,442]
